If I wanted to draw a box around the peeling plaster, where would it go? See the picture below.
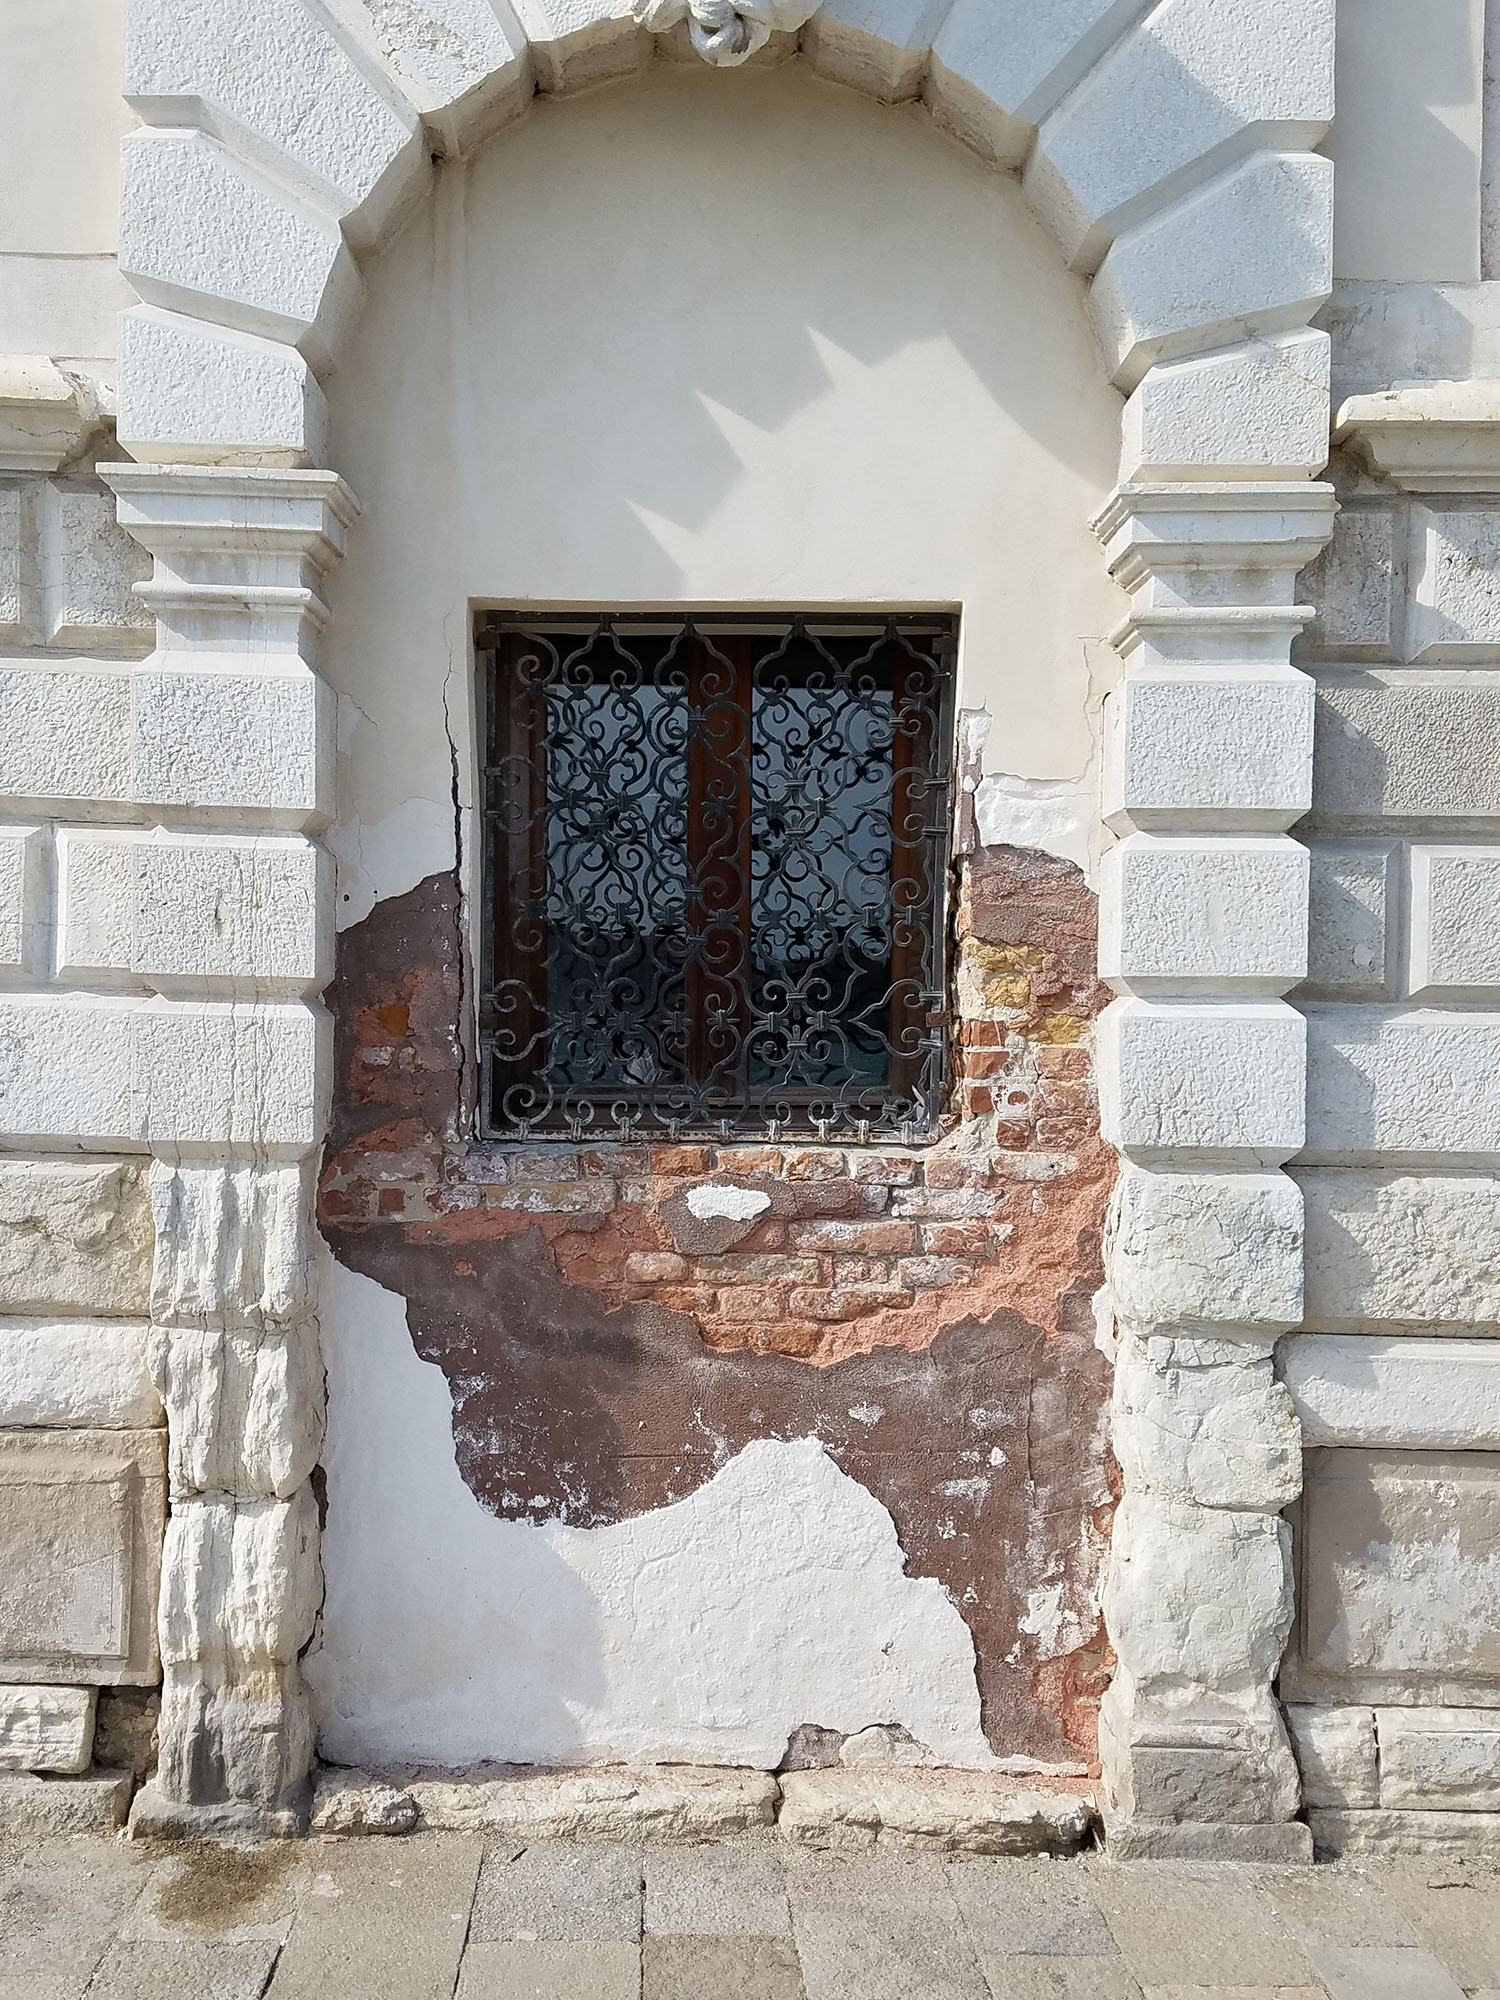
[327,797,457,929]
[306,1254,998,1771]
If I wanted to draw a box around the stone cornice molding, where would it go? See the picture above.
[0,356,107,473]
[1335,381,1500,492]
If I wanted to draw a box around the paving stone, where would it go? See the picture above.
[946,1856,1116,1955]
[1135,1988,1323,2000]
[1085,1863,1315,1989]
[0,1833,152,1999]
[981,1959,1142,1997]
[645,1843,789,1938]
[264,1833,481,2000]
[1308,1944,1467,1999]
[1363,1864,1500,1990]
[455,1939,640,1998]
[470,1842,642,1942]
[791,1905,987,2000]
[121,1842,300,1945]
[1251,1865,1420,1949]
[783,1849,950,1909]
[644,1935,804,1998]
[83,1938,280,2000]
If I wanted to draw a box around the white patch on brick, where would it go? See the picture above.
[307,1257,997,1772]
[685,1184,772,1222]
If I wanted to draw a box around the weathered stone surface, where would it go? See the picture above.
[1112,1334,1300,1512]
[1291,1450,1500,1702]
[150,1159,313,1331]
[154,1662,314,1817]
[0,1684,94,1773]
[1123,1743,1298,1826]
[1310,670,1500,828]
[470,1840,643,1943]
[1302,843,1394,998]
[407,1765,779,1841]
[1284,1703,1379,1808]
[1378,1707,1500,1810]
[776,1769,1093,1854]
[0,1427,166,1684]
[148,1321,324,1499]
[0,1767,131,1833]
[0,1318,160,1428]
[93,1686,159,1782]
[128,1778,305,1841]
[1104,1497,1294,1688]
[309,1764,419,1835]
[1104,1816,1313,1862]
[1303,1011,1500,1165]
[1298,1171,1500,1331]
[1284,1335,1500,1450]
[0,1159,152,1316]
[1310,1807,1500,1858]
[1410,845,1500,998]
[1301,503,1398,657]
[1107,1167,1302,1334]
[159,1489,321,1669]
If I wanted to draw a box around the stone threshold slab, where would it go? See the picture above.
[308,1762,1098,1856]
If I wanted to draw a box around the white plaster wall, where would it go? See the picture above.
[307,1255,997,1771]
[0,0,137,373]
[1328,0,1484,283]
[321,63,1127,918]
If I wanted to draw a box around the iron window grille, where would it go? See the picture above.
[476,611,957,1143]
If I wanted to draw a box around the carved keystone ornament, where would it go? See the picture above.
[632,0,821,66]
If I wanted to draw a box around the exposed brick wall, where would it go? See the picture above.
[317,844,1118,1767]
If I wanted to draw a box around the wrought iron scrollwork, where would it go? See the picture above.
[478,613,956,1143]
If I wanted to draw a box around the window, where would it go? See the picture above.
[477,612,956,1143]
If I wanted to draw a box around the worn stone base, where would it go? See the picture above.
[777,1769,1095,1854]
[311,1762,1097,1854]
[314,1764,780,1843]
[0,1767,132,1834]
[1310,1808,1500,1858]
[128,1781,307,1842]
[1105,1817,1313,1863]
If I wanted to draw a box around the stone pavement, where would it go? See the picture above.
[2,1831,1499,2000]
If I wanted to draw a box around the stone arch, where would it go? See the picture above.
[115,0,1335,475]
[103,0,1341,1854]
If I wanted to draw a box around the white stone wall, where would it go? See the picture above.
[1281,401,1500,1852]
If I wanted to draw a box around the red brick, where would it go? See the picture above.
[848,1153,920,1186]
[891,1187,1004,1220]
[898,1254,975,1290]
[713,1146,782,1175]
[509,1150,581,1181]
[920,1220,1004,1258]
[832,1255,894,1285]
[788,1181,864,1218]
[923,1155,999,1189]
[714,1287,788,1322]
[752,1321,824,1358]
[490,1181,617,1215]
[790,1287,915,1321]
[781,1149,848,1180]
[624,1251,688,1282]
[958,1020,1006,1049]
[960,1050,1011,1081]
[696,1254,822,1285]
[653,1286,721,1314]
[962,1086,997,1115]
[377,1187,405,1215]
[651,1146,713,1176]
[579,1146,650,1177]
[788,1219,917,1253]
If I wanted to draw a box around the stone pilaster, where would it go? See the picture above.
[100,463,353,1835]
[1092,481,1337,1862]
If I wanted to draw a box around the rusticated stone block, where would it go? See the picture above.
[1284,1704,1378,1808]
[150,1159,312,1330]
[1112,1334,1299,1512]
[0,1428,166,1685]
[1378,1707,1500,1810]
[148,1321,324,1499]
[0,1685,94,1774]
[1291,1450,1500,1703]
[1302,842,1394,998]
[0,1160,152,1318]
[1300,503,1398,658]
[0,1319,161,1429]
[1298,1170,1500,1332]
